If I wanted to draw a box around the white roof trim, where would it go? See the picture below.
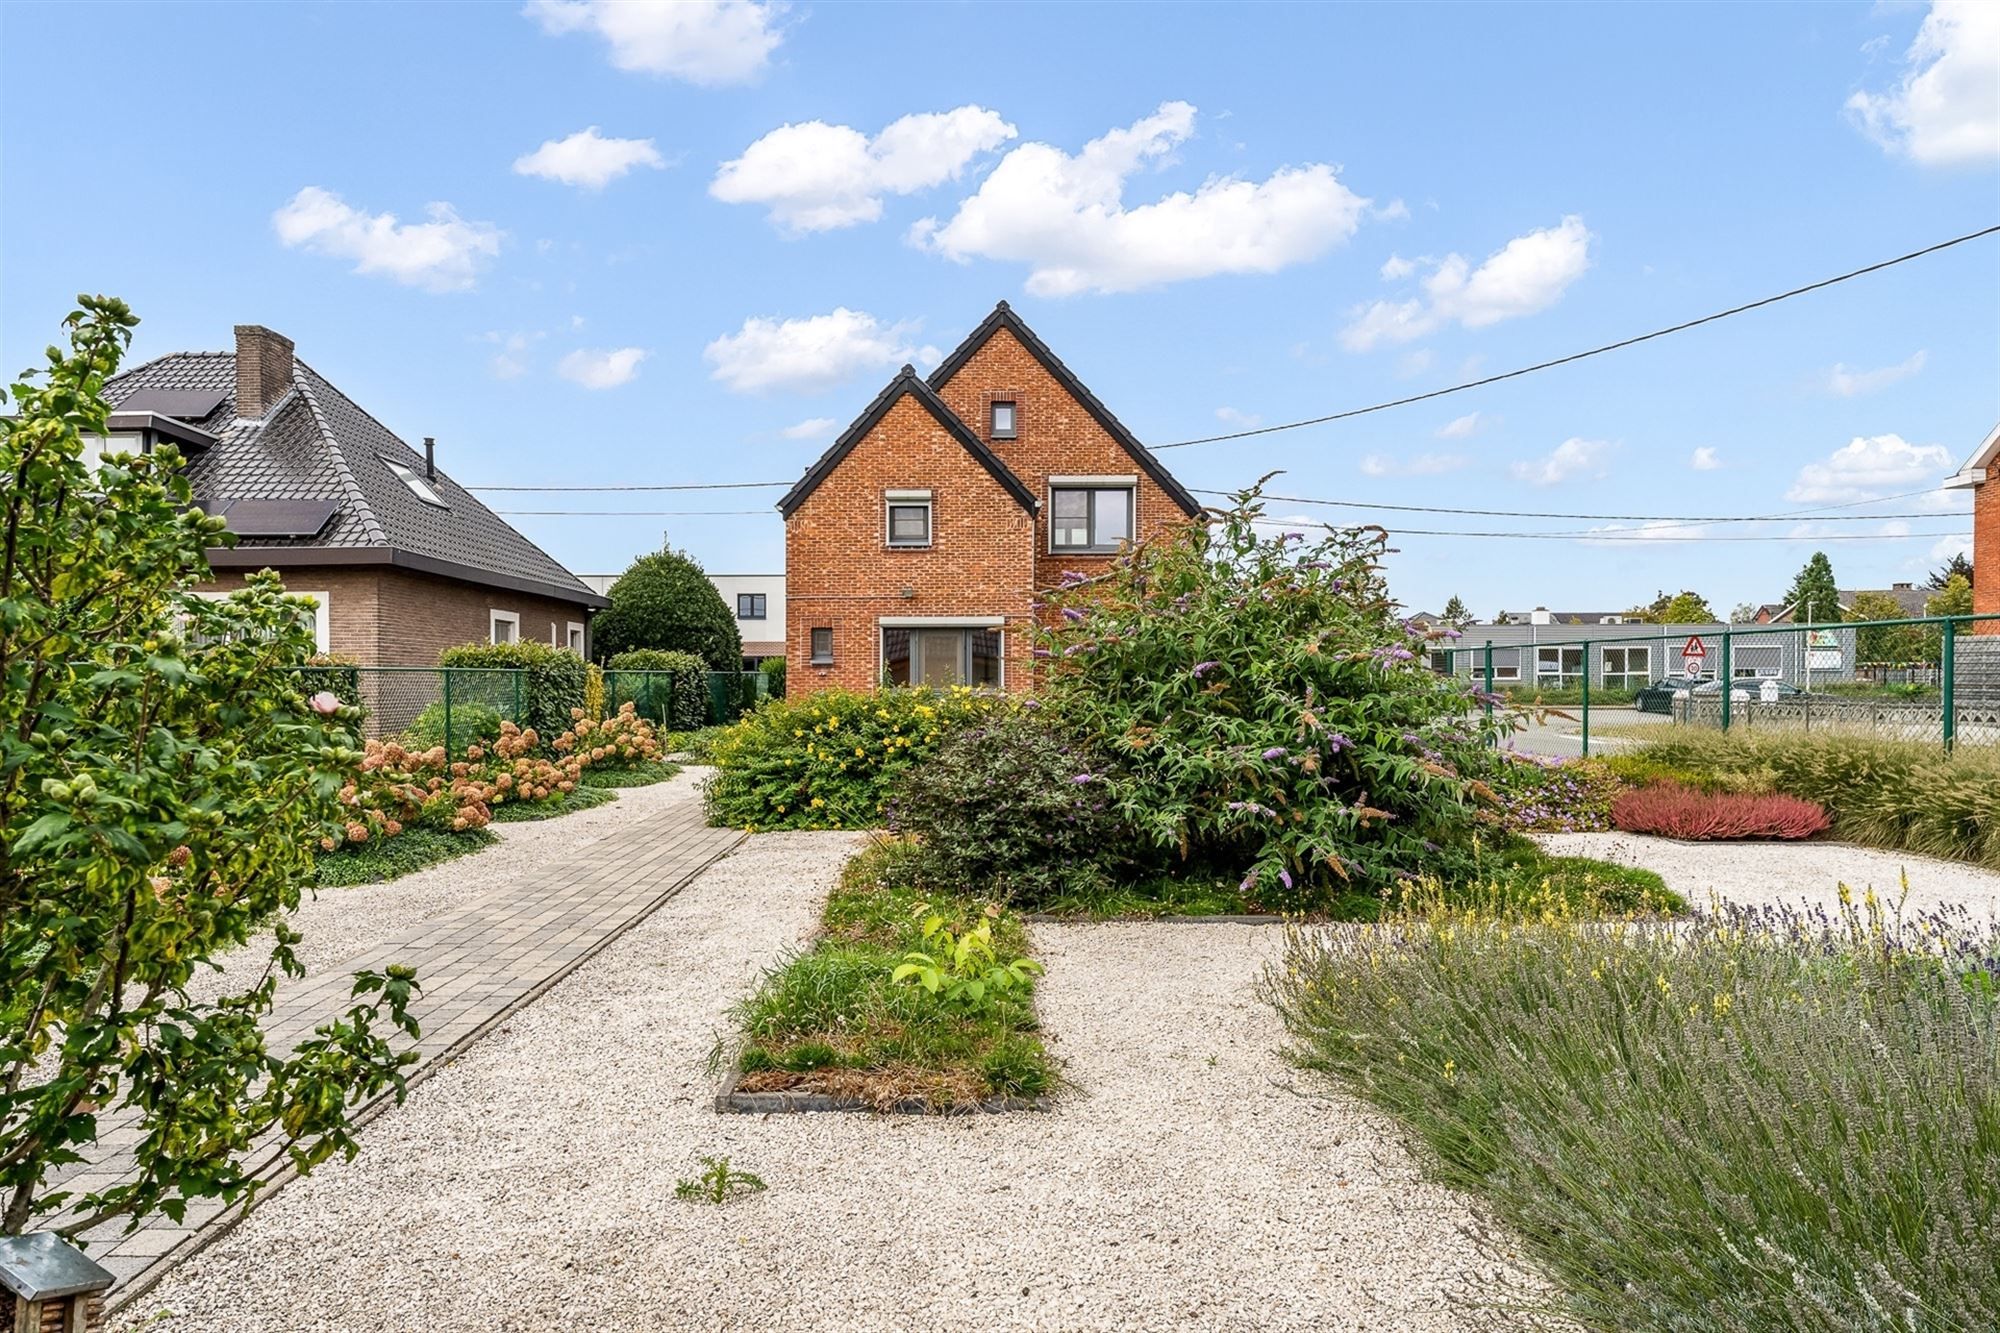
[877,616,1006,628]
[1955,421,2000,480]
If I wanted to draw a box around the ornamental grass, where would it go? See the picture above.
[1267,882,2000,1331]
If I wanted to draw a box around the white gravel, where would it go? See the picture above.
[1540,831,2000,918]
[118,830,1540,1332]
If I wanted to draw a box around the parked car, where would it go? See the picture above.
[1692,677,1806,703]
[1634,674,1711,714]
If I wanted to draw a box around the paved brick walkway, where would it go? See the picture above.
[52,790,743,1306]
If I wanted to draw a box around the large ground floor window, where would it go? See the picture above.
[883,626,1001,687]
[1536,644,1583,687]
[1601,645,1651,689]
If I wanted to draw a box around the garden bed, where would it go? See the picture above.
[314,826,494,887]
[714,841,1054,1113]
[488,784,619,822]
[579,760,681,789]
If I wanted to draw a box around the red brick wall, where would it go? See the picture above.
[931,324,1194,596]
[1976,481,1998,632]
[784,393,1037,697]
[197,565,592,663]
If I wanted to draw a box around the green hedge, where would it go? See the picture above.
[760,656,786,700]
[605,648,707,731]
[438,640,587,740]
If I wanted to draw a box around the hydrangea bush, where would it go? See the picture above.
[1038,481,1503,908]
[704,686,1002,829]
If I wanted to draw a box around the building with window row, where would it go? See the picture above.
[1429,620,1860,689]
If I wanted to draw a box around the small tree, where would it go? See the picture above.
[1927,552,1973,591]
[1927,574,1974,619]
[1782,553,1840,626]
[1439,595,1473,627]
[1656,591,1717,624]
[0,299,418,1238]
[1729,602,1760,624]
[592,549,742,670]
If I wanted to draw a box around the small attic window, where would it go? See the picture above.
[990,401,1017,440]
[381,456,447,508]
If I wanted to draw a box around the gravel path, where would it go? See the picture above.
[1540,831,2000,917]
[118,831,1537,1333]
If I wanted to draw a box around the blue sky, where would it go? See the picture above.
[4,0,1995,617]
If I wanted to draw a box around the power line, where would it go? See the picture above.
[1198,484,1966,524]
[475,480,789,492]
[496,509,773,516]
[1151,222,2000,450]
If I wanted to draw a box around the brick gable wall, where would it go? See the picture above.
[1976,480,1998,633]
[931,325,1191,596]
[197,566,592,663]
[784,393,1037,696]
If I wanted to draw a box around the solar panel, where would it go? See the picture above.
[205,499,339,537]
[117,388,229,419]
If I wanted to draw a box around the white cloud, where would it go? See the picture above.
[1342,216,1593,351]
[1930,532,1974,562]
[1824,349,1928,397]
[525,0,782,86]
[481,330,543,379]
[704,308,937,394]
[1360,452,1470,477]
[911,101,1370,296]
[712,107,1016,233]
[1379,254,1416,280]
[1435,411,1483,440]
[1372,199,1411,222]
[1786,433,1954,503]
[514,126,667,189]
[781,416,839,440]
[1215,406,1263,429]
[556,346,648,389]
[272,187,501,293]
[1510,437,1610,486]
[1690,446,1722,471]
[1846,1,2000,165]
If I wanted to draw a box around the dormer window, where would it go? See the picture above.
[990,400,1017,440]
[382,456,447,508]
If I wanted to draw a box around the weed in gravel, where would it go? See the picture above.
[675,1156,766,1205]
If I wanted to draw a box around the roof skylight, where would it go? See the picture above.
[381,456,447,508]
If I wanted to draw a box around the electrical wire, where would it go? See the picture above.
[1150,222,2000,450]
[1194,484,1966,524]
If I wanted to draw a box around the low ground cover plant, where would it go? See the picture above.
[721,840,1053,1110]
[1627,730,2000,868]
[703,686,1003,830]
[1267,884,2000,1331]
[1480,752,1622,833]
[1611,783,1830,840]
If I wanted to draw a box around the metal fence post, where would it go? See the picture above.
[442,668,455,757]
[1942,616,1957,753]
[513,669,524,730]
[1719,629,1733,732]
[1580,639,1591,757]
[1482,641,1495,734]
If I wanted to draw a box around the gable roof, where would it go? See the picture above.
[777,365,1038,518]
[1946,421,2000,488]
[105,350,605,607]
[928,302,1203,518]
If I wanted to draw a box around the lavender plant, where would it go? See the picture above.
[1267,882,2000,1330]
[1037,479,1504,909]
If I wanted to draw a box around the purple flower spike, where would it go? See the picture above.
[1061,607,1088,622]
[1193,660,1222,678]
[1240,870,1258,892]
[1071,773,1095,785]
[1262,746,1288,760]
[1327,733,1352,752]
[1279,868,1294,890]
[1032,647,1053,658]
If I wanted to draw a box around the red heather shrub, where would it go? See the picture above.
[1611,784,1830,841]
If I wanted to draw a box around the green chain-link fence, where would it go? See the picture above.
[1427,613,2000,755]
[601,669,769,731]
[334,667,526,753]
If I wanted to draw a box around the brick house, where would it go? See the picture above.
[103,325,605,663]
[778,301,1202,696]
[1947,421,1998,630]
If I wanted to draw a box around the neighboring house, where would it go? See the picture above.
[104,325,605,663]
[1434,619,1858,688]
[1945,421,1997,630]
[585,571,787,666]
[1755,583,1930,624]
[778,301,1202,696]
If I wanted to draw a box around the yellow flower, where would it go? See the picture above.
[810,797,824,808]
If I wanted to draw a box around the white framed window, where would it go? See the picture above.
[188,588,329,653]
[381,456,448,508]
[1536,645,1583,686]
[567,622,586,653]
[990,400,1017,439]
[1049,481,1134,553]
[490,609,520,645]
[885,490,933,548]
[809,627,834,664]
[1601,645,1651,690]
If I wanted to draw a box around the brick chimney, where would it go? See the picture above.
[234,325,295,420]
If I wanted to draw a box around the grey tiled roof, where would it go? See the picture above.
[105,351,598,604]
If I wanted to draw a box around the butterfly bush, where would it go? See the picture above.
[1038,479,1505,908]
